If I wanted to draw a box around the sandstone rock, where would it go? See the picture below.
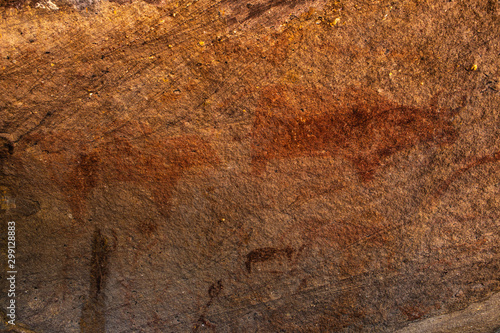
[1,0,500,332]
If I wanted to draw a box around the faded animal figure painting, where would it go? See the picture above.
[22,121,219,220]
[251,85,457,180]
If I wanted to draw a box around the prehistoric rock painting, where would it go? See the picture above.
[245,247,295,273]
[193,280,223,332]
[435,150,500,198]
[251,85,457,180]
[2,0,500,331]
[22,121,219,220]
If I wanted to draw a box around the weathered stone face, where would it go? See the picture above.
[1,0,500,332]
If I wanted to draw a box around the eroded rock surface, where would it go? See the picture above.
[1,0,500,332]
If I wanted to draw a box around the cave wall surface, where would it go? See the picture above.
[1,0,500,332]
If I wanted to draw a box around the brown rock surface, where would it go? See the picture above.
[1,0,500,332]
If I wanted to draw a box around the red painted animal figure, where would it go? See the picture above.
[251,85,456,180]
[245,246,295,273]
[22,121,219,220]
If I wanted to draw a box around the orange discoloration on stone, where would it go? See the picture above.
[23,122,219,220]
[251,84,456,180]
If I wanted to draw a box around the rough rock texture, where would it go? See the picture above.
[1,0,500,332]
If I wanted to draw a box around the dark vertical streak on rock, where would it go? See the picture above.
[80,228,109,333]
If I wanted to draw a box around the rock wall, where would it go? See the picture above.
[1,0,500,332]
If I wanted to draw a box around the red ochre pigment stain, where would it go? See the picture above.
[251,85,457,180]
[24,122,219,220]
